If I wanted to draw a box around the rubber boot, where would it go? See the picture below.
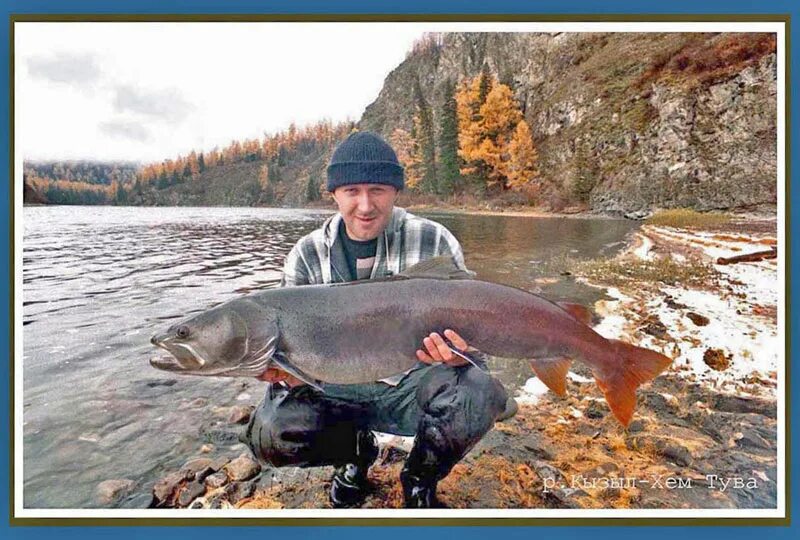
[399,468,445,508]
[329,430,379,508]
[398,423,456,509]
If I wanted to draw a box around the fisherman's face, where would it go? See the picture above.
[332,183,398,241]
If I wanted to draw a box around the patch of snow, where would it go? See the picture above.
[516,377,550,404]
[374,432,415,452]
[591,226,778,398]
[568,372,593,384]
[633,233,655,261]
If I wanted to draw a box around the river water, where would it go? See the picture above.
[21,206,638,508]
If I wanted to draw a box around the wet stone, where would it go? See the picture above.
[225,454,261,481]
[225,481,256,504]
[96,479,136,505]
[152,470,189,506]
[205,471,229,489]
[228,405,254,425]
[181,458,217,479]
[118,492,155,509]
[189,499,207,509]
[178,480,206,507]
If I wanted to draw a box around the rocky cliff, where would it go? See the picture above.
[360,32,777,214]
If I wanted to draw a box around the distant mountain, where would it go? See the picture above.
[358,32,777,213]
[26,32,777,213]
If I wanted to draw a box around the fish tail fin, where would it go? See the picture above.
[529,357,572,397]
[595,340,673,427]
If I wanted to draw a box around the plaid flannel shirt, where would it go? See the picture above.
[279,207,468,384]
[280,207,467,286]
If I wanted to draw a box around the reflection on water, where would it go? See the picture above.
[21,206,637,508]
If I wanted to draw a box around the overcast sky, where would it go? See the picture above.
[16,22,426,163]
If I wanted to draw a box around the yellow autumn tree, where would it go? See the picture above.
[390,128,422,189]
[506,120,539,190]
[455,75,484,175]
[455,73,533,190]
[478,83,522,188]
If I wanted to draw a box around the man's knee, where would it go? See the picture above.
[416,364,508,430]
[245,385,323,467]
[245,384,363,468]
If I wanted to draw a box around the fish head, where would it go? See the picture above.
[150,299,279,377]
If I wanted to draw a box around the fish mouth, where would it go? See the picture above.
[150,355,189,372]
[150,334,205,372]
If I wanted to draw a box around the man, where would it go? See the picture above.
[244,131,509,508]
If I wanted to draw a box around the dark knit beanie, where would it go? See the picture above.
[327,131,405,191]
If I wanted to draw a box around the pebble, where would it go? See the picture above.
[686,312,710,326]
[228,405,254,425]
[205,471,229,489]
[703,348,731,371]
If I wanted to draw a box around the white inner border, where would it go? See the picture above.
[13,20,788,520]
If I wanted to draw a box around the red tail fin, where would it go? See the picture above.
[595,340,673,427]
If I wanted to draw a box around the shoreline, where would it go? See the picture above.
[24,202,778,225]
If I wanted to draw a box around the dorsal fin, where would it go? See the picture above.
[557,302,593,325]
[398,256,476,280]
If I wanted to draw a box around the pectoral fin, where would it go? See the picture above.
[447,346,488,371]
[529,357,573,397]
[271,352,325,392]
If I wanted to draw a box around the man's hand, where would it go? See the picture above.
[258,367,306,387]
[416,329,471,367]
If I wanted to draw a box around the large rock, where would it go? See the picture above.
[225,454,261,482]
[152,471,189,507]
[96,479,136,505]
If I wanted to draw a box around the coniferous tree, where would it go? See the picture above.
[306,174,321,202]
[413,79,437,193]
[437,80,461,195]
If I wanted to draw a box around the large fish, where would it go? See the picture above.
[150,257,672,426]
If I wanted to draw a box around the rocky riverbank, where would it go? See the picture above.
[104,216,780,510]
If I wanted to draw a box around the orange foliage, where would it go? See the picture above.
[455,73,538,190]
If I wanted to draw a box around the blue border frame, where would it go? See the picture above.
[2,0,797,538]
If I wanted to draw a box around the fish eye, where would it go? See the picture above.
[175,325,191,339]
